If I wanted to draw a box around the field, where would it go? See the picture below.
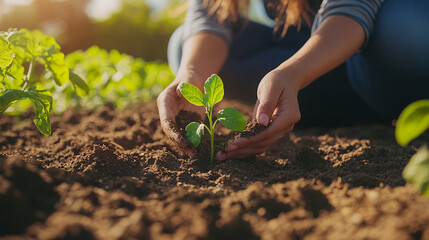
[1,99,429,240]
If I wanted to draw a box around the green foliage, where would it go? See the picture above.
[402,145,429,196]
[0,28,87,135]
[185,122,205,148]
[93,0,185,61]
[178,83,205,107]
[396,100,429,196]
[178,74,246,164]
[61,46,174,111]
[0,87,52,135]
[396,100,429,146]
[218,107,247,132]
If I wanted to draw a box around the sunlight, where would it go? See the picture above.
[3,0,33,5]
[86,0,121,20]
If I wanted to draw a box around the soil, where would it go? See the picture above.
[1,99,429,240]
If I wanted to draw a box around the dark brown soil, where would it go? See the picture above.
[1,100,429,240]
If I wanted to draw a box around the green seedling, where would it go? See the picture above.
[396,99,429,196]
[178,74,246,164]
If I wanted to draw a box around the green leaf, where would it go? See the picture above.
[185,122,205,148]
[396,100,429,146]
[403,145,429,196]
[178,82,205,106]
[0,88,52,135]
[69,69,89,95]
[204,74,223,106]
[7,30,40,57]
[217,107,246,131]
[43,52,69,86]
[0,36,13,69]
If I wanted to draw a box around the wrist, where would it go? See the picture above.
[271,66,304,93]
[174,67,205,90]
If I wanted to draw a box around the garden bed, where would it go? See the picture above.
[1,100,428,240]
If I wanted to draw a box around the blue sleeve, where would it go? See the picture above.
[312,0,386,49]
[183,0,233,45]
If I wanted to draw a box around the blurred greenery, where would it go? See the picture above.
[94,0,185,62]
[59,45,174,112]
[0,0,185,62]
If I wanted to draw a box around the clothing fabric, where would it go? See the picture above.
[184,0,385,49]
[168,0,429,125]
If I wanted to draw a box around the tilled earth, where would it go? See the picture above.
[1,100,429,240]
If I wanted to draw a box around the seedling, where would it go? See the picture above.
[396,100,429,196]
[178,74,246,164]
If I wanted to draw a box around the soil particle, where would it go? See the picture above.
[1,100,429,239]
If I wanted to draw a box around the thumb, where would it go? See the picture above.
[256,83,281,127]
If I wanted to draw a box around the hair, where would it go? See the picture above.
[203,0,316,37]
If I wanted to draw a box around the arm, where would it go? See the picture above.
[218,15,365,160]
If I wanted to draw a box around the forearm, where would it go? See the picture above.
[176,32,229,86]
[275,15,365,91]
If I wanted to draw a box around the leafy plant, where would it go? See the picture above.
[396,99,429,196]
[0,29,88,135]
[62,46,174,111]
[178,74,246,164]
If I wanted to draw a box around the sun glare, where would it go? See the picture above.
[85,0,121,20]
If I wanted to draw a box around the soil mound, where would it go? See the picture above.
[1,100,429,239]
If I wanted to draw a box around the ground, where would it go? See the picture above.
[1,100,429,240]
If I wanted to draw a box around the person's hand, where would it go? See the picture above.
[157,71,206,157]
[217,69,302,160]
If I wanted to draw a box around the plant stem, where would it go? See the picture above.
[207,105,215,164]
[22,58,35,90]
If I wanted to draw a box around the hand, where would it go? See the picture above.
[157,71,206,157]
[217,69,301,160]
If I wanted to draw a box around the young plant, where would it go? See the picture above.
[396,100,429,196]
[178,74,246,164]
[0,29,88,135]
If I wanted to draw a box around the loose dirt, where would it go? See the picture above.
[1,100,429,240]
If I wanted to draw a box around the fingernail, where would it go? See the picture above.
[259,113,269,126]
[217,152,226,161]
[226,144,238,152]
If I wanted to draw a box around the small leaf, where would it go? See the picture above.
[396,100,429,146]
[69,69,89,95]
[178,83,205,106]
[43,52,69,86]
[8,29,42,57]
[403,145,429,196]
[218,107,246,131]
[0,88,52,135]
[0,36,13,69]
[204,74,224,106]
[185,122,205,148]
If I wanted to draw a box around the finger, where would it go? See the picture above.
[160,119,191,149]
[231,121,294,149]
[157,87,179,123]
[228,109,296,149]
[178,146,197,158]
[252,100,260,120]
[256,83,283,126]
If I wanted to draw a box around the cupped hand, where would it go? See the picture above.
[157,71,206,157]
[217,69,302,160]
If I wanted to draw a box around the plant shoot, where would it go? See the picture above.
[178,74,246,164]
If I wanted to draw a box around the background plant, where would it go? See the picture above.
[1,29,175,135]
[178,74,247,164]
[60,46,174,112]
[396,99,429,196]
[0,28,88,135]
